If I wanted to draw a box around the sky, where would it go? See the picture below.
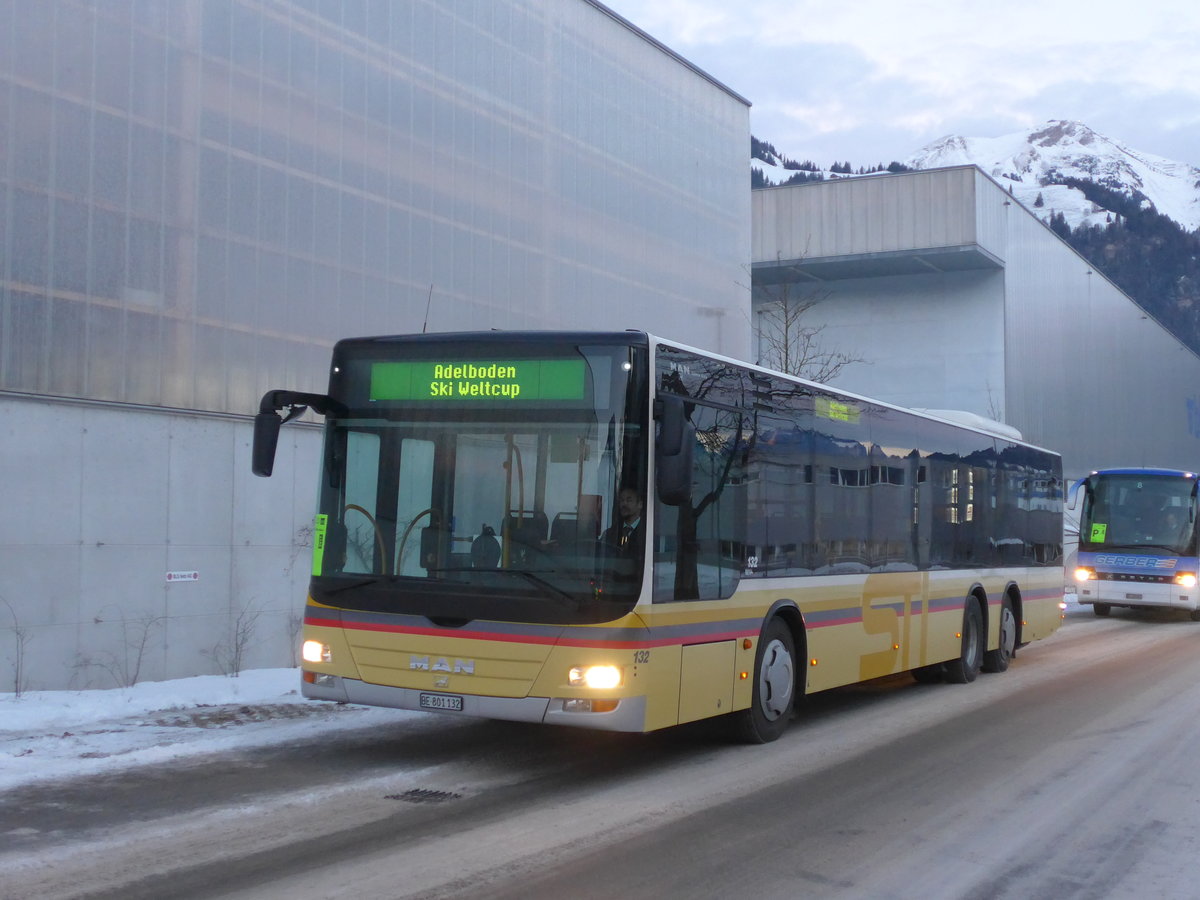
[601,0,1200,168]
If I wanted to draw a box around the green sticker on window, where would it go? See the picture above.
[1090,523,1107,542]
[312,514,328,576]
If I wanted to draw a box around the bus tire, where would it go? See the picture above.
[943,598,983,684]
[1093,603,1111,617]
[734,618,796,744]
[982,596,1016,673]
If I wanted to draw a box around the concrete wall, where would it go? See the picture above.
[0,394,319,691]
[753,166,993,266]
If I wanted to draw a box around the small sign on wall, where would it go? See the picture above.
[166,571,200,583]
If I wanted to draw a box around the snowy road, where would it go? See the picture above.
[6,602,1200,899]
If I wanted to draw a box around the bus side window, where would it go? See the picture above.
[654,402,745,602]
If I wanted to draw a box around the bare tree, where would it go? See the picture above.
[82,606,164,688]
[206,601,262,677]
[753,279,865,383]
[1,593,30,696]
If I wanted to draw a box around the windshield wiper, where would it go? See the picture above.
[321,576,380,594]
[467,567,578,603]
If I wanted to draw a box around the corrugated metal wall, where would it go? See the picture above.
[0,0,751,690]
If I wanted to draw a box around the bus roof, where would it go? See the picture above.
[645,331,1061,458]
[329,329,1060,458]
[1089,467,1198,478]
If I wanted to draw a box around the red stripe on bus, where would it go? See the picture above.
[305,615,756,648]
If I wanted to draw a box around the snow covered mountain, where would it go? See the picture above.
[753,120,1200,234]
[907,120,1200,233]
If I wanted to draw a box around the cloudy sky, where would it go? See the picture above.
[601,0,1200,168]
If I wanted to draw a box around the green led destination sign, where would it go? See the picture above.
[370,359,588,402]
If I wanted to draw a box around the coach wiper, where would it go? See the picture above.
[252,390,346,477]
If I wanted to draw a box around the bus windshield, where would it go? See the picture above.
[310,339,649,625]
[1080,472,1198,554]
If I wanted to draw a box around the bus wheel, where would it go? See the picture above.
[1189,609,1200,622]
[944,599,983,684]
[982,596,1017,673]
[735,618,796,744]
[1093,603,1111,617]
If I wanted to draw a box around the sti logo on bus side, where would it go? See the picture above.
[410,655,476,674]
[1095,555,1178,570]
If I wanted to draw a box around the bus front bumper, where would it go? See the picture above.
[302,673,648,733]
[1077,585,1199,611]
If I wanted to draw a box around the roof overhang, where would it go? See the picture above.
[752,243,1005,284]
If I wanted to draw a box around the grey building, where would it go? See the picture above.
[752,166,1200,488]
[0,0,751,689]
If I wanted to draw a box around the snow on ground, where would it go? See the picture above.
[0,668,424,792]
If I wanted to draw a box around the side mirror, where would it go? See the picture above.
[252,411,282,477]
[1066,477,1089,511]
[656,395,694,506]
[251,390,345,478]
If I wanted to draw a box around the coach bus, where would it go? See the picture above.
[1072,468,1200,618]
[252,331,1065,742]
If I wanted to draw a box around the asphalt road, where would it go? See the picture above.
[6,603,1200,900]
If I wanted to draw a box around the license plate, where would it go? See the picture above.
[419,692,464,712]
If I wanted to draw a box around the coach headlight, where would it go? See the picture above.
[1074,566,1095,582]
[302,640,331,663]
[1176,572,1198,588]
[569,664,623,689]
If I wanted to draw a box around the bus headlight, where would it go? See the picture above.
[1176,572,1198,588]
[302,640,332,663]
[569,664,623,689]
[1074,567,1095,582]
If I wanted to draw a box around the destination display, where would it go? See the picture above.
[369,358,588,402]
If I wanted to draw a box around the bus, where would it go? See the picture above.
[252,331,1065,742]
[1072,467,1200,618]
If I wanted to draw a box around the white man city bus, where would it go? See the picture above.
[1072,467,1200,619]
[253,331,1065,743]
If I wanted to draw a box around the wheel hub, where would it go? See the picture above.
[759,639,794,720]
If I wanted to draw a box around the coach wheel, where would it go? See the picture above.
[735,618,796,744]
[1093,603,1111,617]
[983,596,1017,673]
[943,598,983,684]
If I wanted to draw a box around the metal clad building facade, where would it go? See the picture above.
[752,166,1200,487]
[0,0,751,689]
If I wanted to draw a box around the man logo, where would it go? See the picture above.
[410,655,476,674]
